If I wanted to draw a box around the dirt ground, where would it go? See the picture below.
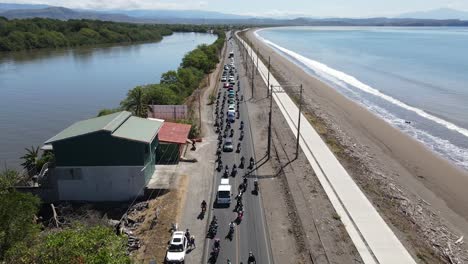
[241,29,468,263]
[131,175,188,263]
[233,35,363,264]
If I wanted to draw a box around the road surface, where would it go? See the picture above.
[203,33,273,264]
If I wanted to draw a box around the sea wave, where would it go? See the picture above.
[254,30,468,139]
[254,29,468,170]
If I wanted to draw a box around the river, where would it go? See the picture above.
[0,32,217,168]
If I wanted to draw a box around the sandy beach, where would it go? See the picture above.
[244,28,468,260]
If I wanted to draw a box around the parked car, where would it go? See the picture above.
[223,83,230,88]
[228,98,235,104]
[221,76,227,82]
[228,105,236,112]
[165,231,188,263]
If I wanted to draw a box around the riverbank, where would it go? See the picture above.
[243,29,468,262]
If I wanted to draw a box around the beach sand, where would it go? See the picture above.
[244,29,468,260]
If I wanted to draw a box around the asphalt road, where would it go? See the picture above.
[203,34,273,264]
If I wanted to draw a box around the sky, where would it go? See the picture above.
[7,0,468,17]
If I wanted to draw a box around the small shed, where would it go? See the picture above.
[156,122,191,164]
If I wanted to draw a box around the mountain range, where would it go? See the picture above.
[0,3,467,26]
[398,8,468,20]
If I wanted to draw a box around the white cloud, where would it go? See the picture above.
[11,0,211,10]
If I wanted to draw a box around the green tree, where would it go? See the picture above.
[97,108,122,117]
[5,225,130,264]
[120,86,148,117]
[20,146,39,174]
[144,84,181,105]
[0,169,41,260]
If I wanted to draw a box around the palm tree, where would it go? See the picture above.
[120,86,147,118]
[20,146,39,174]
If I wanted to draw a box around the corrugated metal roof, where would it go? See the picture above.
[158,122,191,144]
[45,111,131,144]
[113,116,163,143]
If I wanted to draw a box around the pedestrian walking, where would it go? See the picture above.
[190,235,196,249]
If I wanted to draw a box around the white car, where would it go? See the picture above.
[221,76,227,82]
[166,231,188,263]
[228,105,236,112]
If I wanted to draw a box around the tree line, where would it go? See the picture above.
[100,29,226,137]
[0,17,229,51]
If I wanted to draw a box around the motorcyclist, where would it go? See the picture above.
[240,121,244,130]
[201,200,207,212]
[249,157,254,168]
[224,165,229,177]
[248,252,256,264]
[237,143,241,152]
[229,221,235,234]
[214,238,220,249]
[240,156,245,167]
[254,179,259,192]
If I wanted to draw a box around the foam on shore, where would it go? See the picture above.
[254,29,468,170]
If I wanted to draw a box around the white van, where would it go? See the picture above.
[217,182,232,205]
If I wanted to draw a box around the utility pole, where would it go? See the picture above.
[295,84,303,160]
[267,56,271,98]
[251,51,255,98]
[256,48,259,75]
[267,84,274,159]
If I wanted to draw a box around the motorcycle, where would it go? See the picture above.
[239,156,245,168]
[254,180,259,194]
[217,161,223,171]
[230,129,234,137]
[231,165,237,177]
[224,165,229,178]
[240,131,244,140]
[249,157,254,169]
[236,210,244,223]
[236,143,241,153]
[240,121,244,130]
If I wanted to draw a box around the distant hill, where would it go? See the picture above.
[397,8,468,20]
[111,9,251,20]
[1,4,467,26]
[0,6,138,22]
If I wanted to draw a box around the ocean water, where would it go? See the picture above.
[256,27,468,170]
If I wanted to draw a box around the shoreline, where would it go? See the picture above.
[244,28,468,260]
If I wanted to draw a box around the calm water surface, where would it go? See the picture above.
[257,27,468,170]
[0,32,216,168]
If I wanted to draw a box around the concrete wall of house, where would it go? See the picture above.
[155,142,180,164]
[52,166,146,201]
[52,131,159,167]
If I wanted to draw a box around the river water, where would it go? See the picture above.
[0,32,216,168]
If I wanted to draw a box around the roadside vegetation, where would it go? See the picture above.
[0,17,223,52]
[101,29,226,137]
[0,169,130,263]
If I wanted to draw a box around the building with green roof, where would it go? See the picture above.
[44,111,163,201]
